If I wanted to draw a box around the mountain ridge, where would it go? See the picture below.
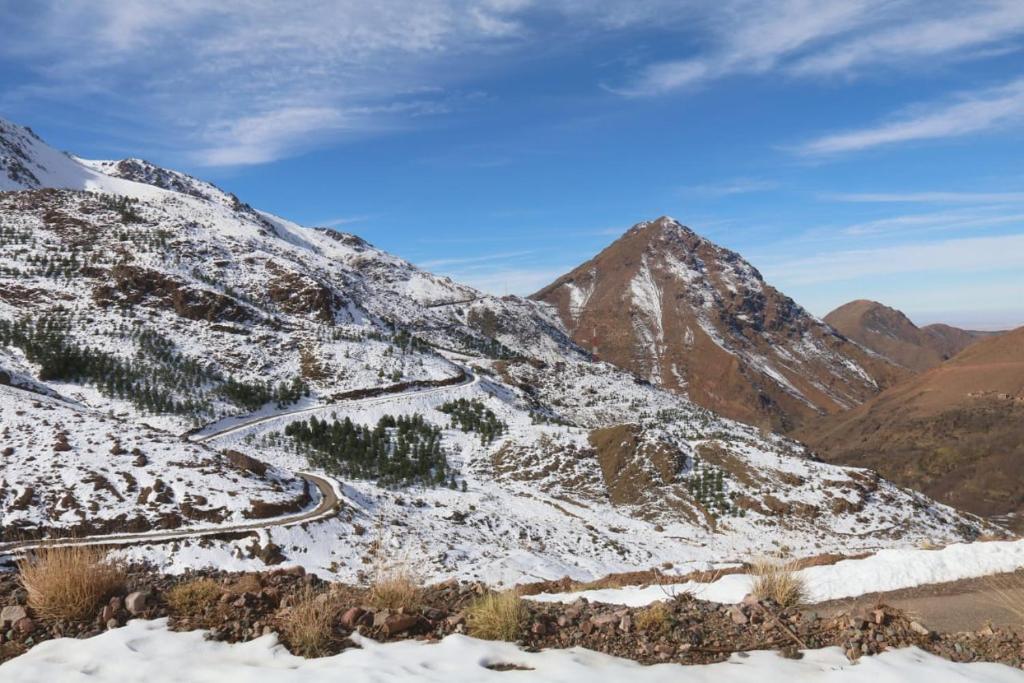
[824,299,998,372]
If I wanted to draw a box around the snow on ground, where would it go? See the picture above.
[530,540,1024,607]
[2,618,1022,683]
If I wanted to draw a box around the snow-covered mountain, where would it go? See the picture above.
[531,217,908,432]
[0,119,992,583]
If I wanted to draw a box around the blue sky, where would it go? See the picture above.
[2,1,1023,328]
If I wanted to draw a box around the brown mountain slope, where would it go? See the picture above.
[799,327,1024,517]
[530,217,906,431]
[824,300,997,372]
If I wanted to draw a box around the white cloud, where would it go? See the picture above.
[445,266,571,295]
[826,191,1024,203]
[840,208,1024,236]
[418,250,535,269]
[616,1,1024,96]
[680,178,779,197]
[789,1,1024,76]
[797,78,1024,155]
[763,233,1024,285]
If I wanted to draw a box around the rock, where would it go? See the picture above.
[373,610,391,628]
[106,618,119,630]
[909,621,931,636]
[383,614,420,636]
[592,613,618,626]
[580,621,595,635]
[531,621,549,636]
[741,593,760,607]
[1,605,28,629]
[125,591,152,616]
[729,606,748,625]
[619,614,632,633]
[341,607,365,630]
[14,617,35,635]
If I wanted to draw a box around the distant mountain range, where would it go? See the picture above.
[824,299,999,373]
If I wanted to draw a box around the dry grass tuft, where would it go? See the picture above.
[750,558,806,607]
[466,590,525,641]
[280,587,340,658]
[368,563,423,610]
[634,601,671,634]
[17,546,126,622]
[165,578,223,616]
[228,573,263,595]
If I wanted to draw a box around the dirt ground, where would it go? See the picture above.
[807,571,1024,632]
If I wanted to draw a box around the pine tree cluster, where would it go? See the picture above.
[282,413,454,488]
[439,398,507,445]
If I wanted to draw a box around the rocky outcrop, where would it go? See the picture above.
[93,264,250,322]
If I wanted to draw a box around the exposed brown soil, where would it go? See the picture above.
[800,326,1024,517]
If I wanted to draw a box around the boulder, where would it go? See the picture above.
[125,591,152,616]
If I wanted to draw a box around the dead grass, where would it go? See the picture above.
[750,558,806,607]
[17,546,126,622]
[634,601,670,634]
[165,578,223,616]
[466,590,525,641]
[280,587,340,658]
[368,563,423,610]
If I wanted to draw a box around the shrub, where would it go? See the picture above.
[750,558,806,607]
[368,563,422,610]
[634,601,671,634]
[17,546,126,621]
[280,588,339,657]
[165,578,223,615]
[466,591,524,641]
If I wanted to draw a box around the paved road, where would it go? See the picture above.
[0,471,339,559]
[1,367,475,560]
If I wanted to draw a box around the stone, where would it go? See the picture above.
[531,621,548,636]
[619,615,632,633]
[125,591,152,616]
[909,621,931,637]
[1,605,28,629]
[383,614,420,636]
[729,606,748,625]
[14,617,35,635]
[341,607,365,630]
[106,618,120,630]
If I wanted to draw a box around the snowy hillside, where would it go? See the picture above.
[0,118,994,583]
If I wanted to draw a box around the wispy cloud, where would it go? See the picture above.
[679,178,779,197]
[317,215,372,228]
[840,208,1024,236]
[448,266,572,296]
[418,250,535,269]
[763,232,1024,285]
[615,1,1024,96]
[825,191,1024,203]
[797,77,1024,155]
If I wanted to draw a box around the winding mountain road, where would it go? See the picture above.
[0,367,476,561]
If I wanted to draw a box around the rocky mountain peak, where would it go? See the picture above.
[532,217,905,431]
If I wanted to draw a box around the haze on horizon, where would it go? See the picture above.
[1,0,1022,329]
